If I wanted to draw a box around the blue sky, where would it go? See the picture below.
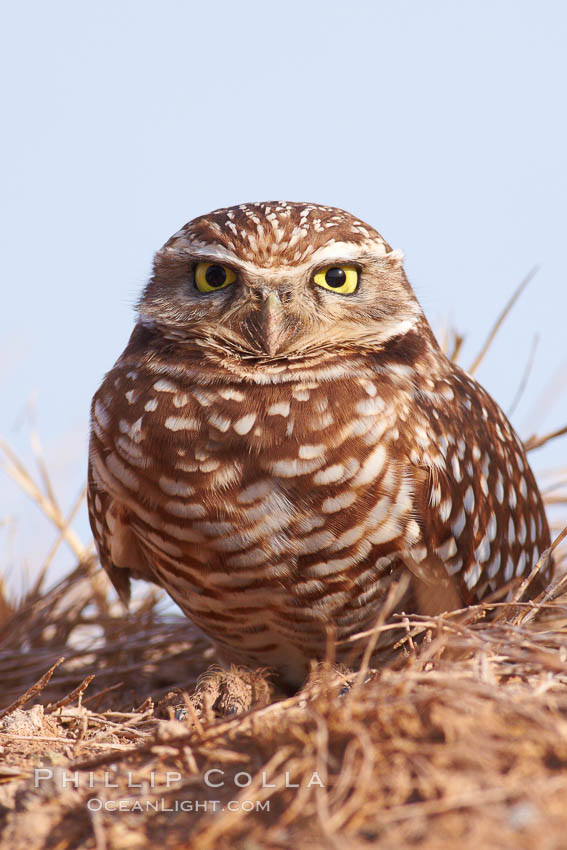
[1,0,565,589]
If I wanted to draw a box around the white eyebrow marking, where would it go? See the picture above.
[308,241,382,264]
[162,243,244,265]
[160,238,402,277]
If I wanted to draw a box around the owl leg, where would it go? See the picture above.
[402,552,462,615]
[171,666,274,719]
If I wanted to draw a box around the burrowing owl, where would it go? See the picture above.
[88,201,552,687]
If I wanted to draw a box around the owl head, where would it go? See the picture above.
[138,201,425,361]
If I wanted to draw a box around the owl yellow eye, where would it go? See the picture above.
[194,262,237,293]
[313,265,359,295]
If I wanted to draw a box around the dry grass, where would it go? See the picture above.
[2,558,567,849]
[1,287,567,849]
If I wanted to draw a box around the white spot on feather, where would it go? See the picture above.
[106,452,139,491]
[165,501,207,519]
[353,444,387,486]
[237,480,273,504]
[452,509,467,538]
[516,551,527,576]
[464,486,475,513]
[299,443,325,459]
[268,401,290,417]
[464,562,481,589]
[94,399,110,429]
[218,387,246,402]
[356,397,384,416]
[487,555,501,579]
[321,491,357,513]
[474,537,491,563]
[313,463,346,485]
[439,499,452,523]
[233,413,256,435]
[159,476,194,497]
[436,537,457,560]
[153,379,177,393]
[165,416,199,431]
[270,457,324,477]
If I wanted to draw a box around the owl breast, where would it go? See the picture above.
[89,343,551,688]
[89,356,428,681]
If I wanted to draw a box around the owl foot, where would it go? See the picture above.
[177,665,274,720]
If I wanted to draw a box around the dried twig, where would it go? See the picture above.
[46,674,95,713]
[468,268,538,376]
[511,526,567,606]
[34,484,89,594]
[525,424,567,452]
[0,437,87,561]
[0,657,65,719]
[507,333,539,418]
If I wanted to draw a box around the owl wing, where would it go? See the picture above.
[398,462,464,614]
[87,411,162,606]
[400,365,550,609]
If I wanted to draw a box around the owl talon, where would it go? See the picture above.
[188,666,273,719]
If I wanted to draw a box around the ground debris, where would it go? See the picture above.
[2,556,567,848]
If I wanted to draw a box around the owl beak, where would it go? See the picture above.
[260,291,289,356]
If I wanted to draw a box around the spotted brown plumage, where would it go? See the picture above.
[88,201,552,688]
